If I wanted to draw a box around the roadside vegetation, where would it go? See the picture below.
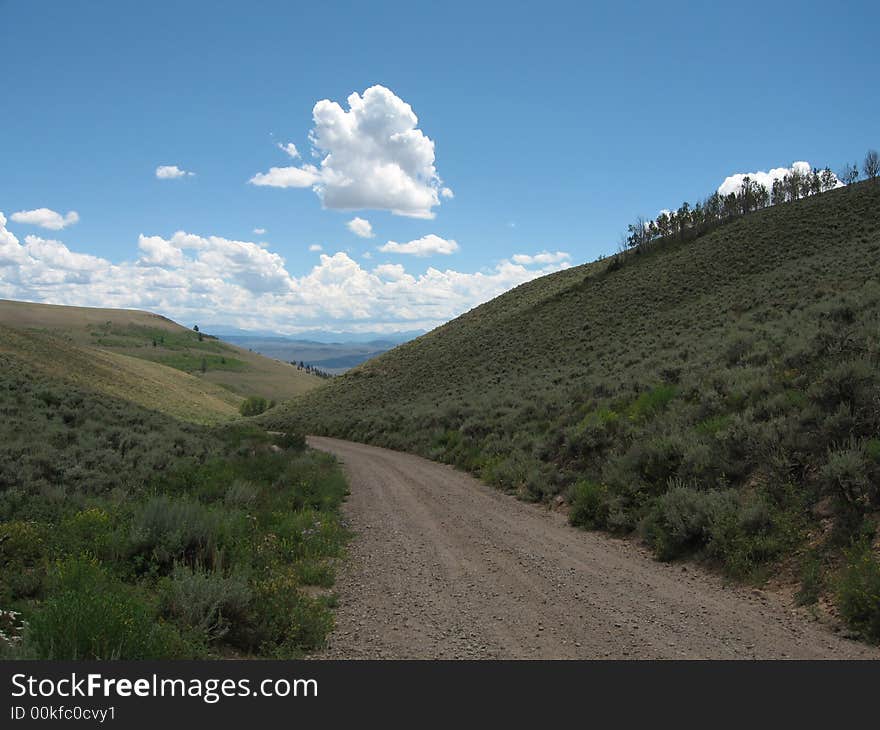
[0,352,349,658]
[267,173,880,640]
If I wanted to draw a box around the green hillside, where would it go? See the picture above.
[268,181,880,635]
[0,325,241,424]
[0,300,322,407]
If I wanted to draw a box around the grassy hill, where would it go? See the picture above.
[0,300,322,416]
[0,325,240,424]
[268,181,880,636]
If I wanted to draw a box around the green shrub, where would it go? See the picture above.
[28,558,182,659]
[272,508,346,562]
[248,567,334,656]
[272,431,306,451]
[837,539,880,642]
[866,439,880,463]
[568,480,609,529]
[296,559,335,587]
[0,520,47,568]
[796,550,824,606]
[707,497,800,579]
[284,454,349,512]
[0,520,49,601]
[628,385,676,421]
[240,396,269,417]
[694,414,731,436]
[630,434,685,488]
[571,408,621,456]
[58,507,118,560]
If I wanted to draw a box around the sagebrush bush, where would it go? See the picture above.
[707,496,800,579]
[821,441,872,511]
[810,359,874,410]
[837,539,880,642]
[641,485,738,561]
[224,480,259,508]
[128,496,224,572]
[159,564,251,644]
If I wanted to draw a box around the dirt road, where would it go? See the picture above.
[308,436,878,659]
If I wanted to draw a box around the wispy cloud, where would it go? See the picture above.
[379,234,459,257]
[155,165,195,179]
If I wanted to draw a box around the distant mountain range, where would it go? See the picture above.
[215,329,424,373]
[203,324,423,343]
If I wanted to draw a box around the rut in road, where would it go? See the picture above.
[308,436,877,659]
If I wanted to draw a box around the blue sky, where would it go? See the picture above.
[1,0,878,333]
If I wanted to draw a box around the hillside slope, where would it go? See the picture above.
[269,181,880,633]
[0,325,240,423]
[0,299,321,406]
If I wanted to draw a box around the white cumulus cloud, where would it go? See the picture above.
[249,164,320,188]
[0,213,570,334]
[156,165,195,179]
[0,213,28,266]
[250,85,450,219]
[10,208,80,230]
[379,234,459,257]
[346,217,374,238]
[511,251,570,265]
[717,160,840,196]
[309,244,323,252]
[372,263,407,280]
[137,234,187,268]
[253,228,266,235]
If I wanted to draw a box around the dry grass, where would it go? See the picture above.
[0,299,322,405]
[0,326,240,423]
